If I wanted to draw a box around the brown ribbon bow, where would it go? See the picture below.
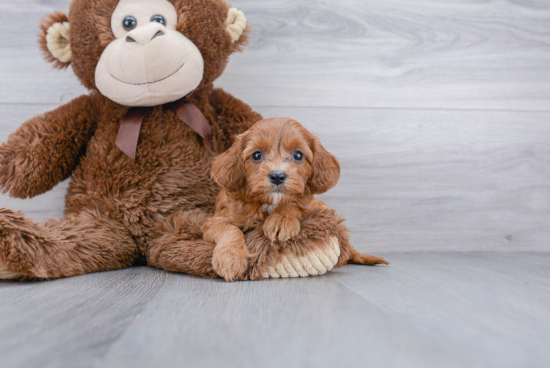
[115,99,213,160]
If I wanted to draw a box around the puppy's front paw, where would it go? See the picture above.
[212,240,253,282]
[263,213,301,242]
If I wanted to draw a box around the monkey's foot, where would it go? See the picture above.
[261,237,340,279]
[0,260,22,280]
[0,209,48,280]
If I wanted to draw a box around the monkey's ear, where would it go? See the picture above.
[38,12,72,69]
[211,134,248,193]
[225,8,249,49]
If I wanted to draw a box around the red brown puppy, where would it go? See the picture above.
[203,118,388,281]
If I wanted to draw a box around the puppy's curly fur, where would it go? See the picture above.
[202,118,388,281]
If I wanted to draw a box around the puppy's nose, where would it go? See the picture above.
[269,171,287,185]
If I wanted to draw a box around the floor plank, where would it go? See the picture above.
[1,0,550,109]
[0,267,168,368]
[0,253,548,368]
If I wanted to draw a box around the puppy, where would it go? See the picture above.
[202,118,388,281]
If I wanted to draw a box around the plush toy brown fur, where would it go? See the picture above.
[0,0,378,281]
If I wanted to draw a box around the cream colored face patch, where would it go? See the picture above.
[110,0,178,38]
[95,0,204,107]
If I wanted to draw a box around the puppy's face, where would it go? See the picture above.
[212,118,340,205]
[242,120,313,204]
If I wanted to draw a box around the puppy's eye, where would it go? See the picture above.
[151,15,166,25]
[123,16,137,31]
[293,151,304,162]
[252,151,263,162]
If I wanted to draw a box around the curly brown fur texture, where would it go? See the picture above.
[0,0,262,280]
[245,208,350,280]
[0,93,102,199]
[203,118,388,281]
[147,210,218,278]
[0,85,262,279]
[0,208,137,280]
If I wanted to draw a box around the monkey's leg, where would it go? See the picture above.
[0,209,138,280]
[245,207,346,280]
[247,207,388,280]
[147,210,218,278]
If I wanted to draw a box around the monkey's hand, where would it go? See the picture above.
[0,94,100,198]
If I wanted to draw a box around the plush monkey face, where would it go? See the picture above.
[39,0,249,107]
[95,0,204,106]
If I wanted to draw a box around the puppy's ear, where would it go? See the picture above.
[38,12,72,69]
[211,134,247,192]
[308,138,341,194]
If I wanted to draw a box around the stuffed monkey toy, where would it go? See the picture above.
[0,0,358,281]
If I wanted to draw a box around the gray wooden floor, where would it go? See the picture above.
[1,253,549,368]
[1,0,550,367]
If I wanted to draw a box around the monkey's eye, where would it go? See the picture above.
[293,151,304,162]
[151,15,166,25]
[252,152,263,162]
[123,16,137,31]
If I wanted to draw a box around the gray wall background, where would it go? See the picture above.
[1,0,550,252]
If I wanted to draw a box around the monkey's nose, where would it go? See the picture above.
[125,23,166,45]
[269,171,287,186]
[126,30,164,43]
[152,30,165,39]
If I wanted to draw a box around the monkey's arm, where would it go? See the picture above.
[0,93,101,199]
[210,88,263,152]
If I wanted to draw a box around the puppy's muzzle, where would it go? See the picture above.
[269,171,287,186]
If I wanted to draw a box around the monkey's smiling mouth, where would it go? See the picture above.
[110,62,185,86]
